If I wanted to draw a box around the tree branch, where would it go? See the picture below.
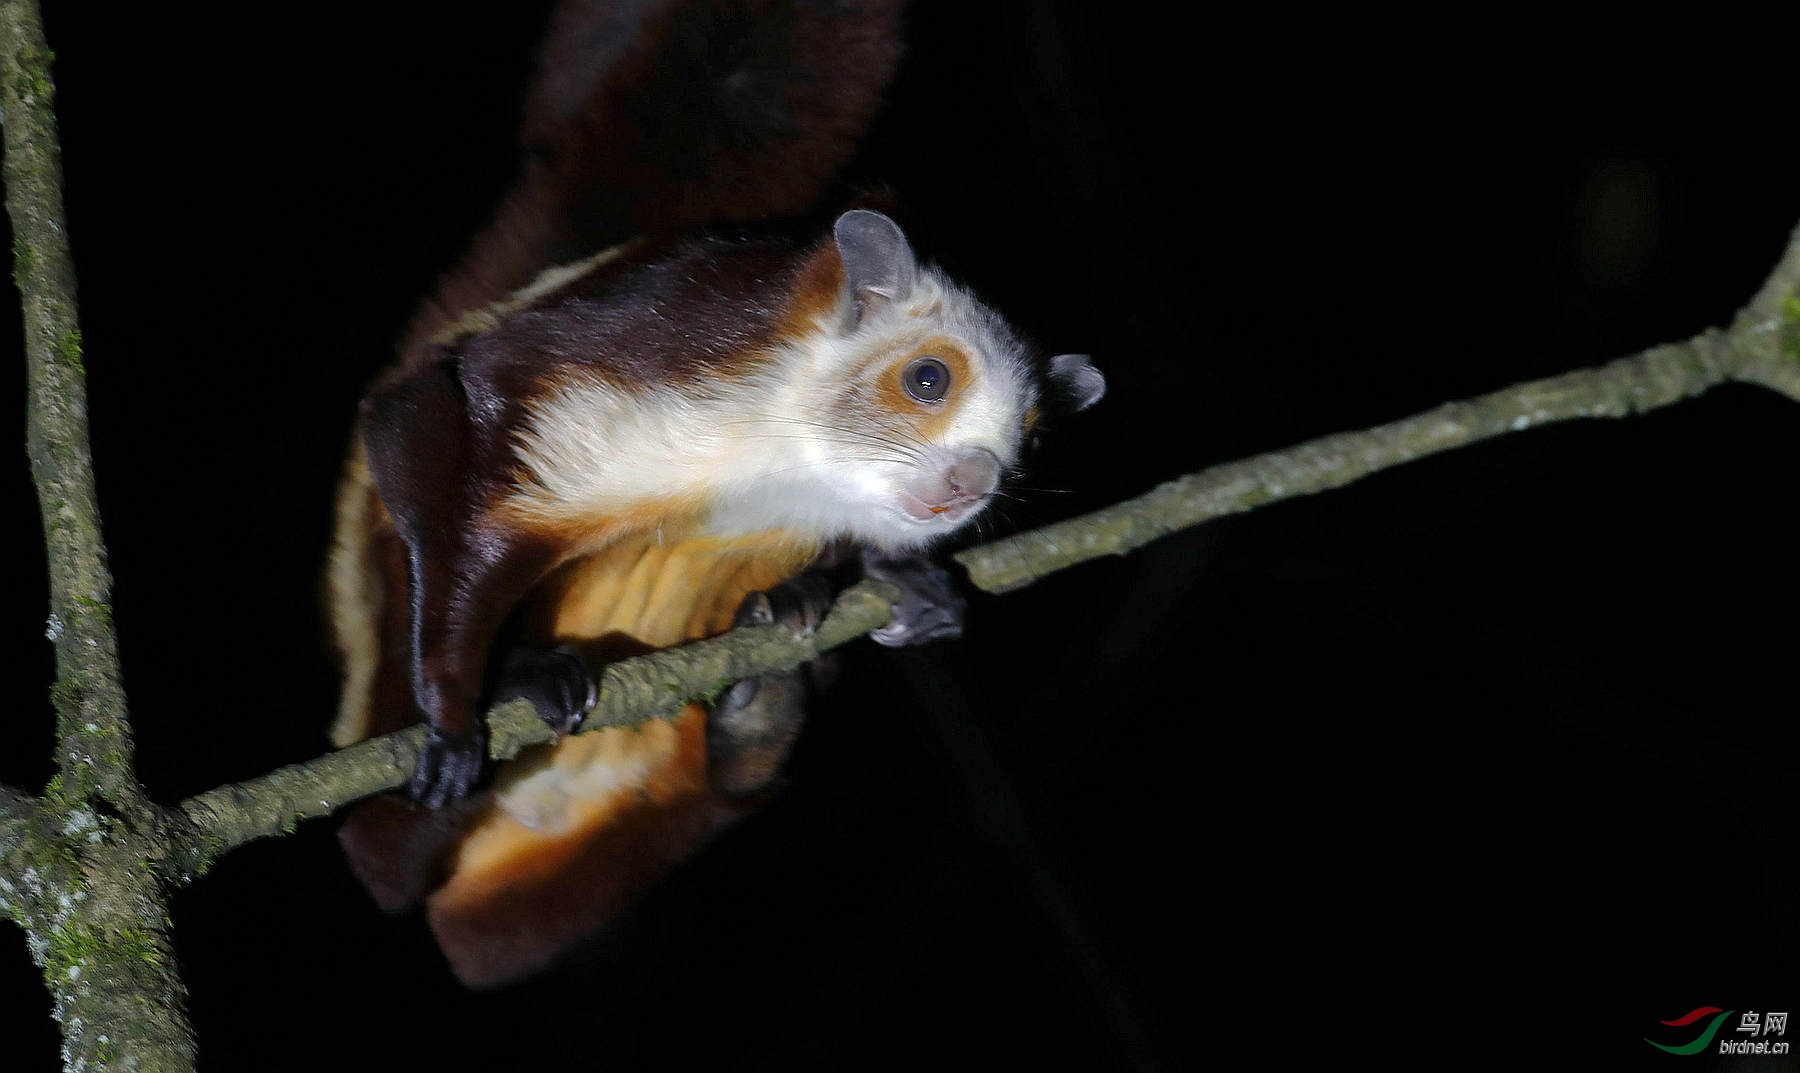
[5,0,1800,1060]
[172,211,1800,865]
[955,331,1734,592]
[169,581,901,865]
[957,220,1800,592]
[3,4,195,1069]
[0,786,35,859]
[1,0,143,820]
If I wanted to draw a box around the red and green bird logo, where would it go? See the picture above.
[1645,1007,1734,1055]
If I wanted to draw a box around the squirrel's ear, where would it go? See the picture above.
[835,209,918,326]
[1047,353,1106,413]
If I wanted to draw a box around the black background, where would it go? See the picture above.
[5,3,1800,1070]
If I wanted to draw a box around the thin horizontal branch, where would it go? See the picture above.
[956,219,1800,593]
[956,332,1732,592]
[1729,353,1800,403]
[169,581,900,866]
[174,222,1800,884]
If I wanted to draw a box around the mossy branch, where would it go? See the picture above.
[4,0,1800,1062]
[0,783,30,816]
[0,786,35,860]
[171,581,901,865]
[3,2,196,1068]
[954,223,1800,593]
[175,219,1800,862]
[1,0,141,821]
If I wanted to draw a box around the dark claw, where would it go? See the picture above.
[733,571,834,634]
[491,644,596,734]
[707,572,836,797]
[861,553,966,647]
[410,725,486,808]
[736,591,776,628]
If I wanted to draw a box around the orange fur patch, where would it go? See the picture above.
[420,527,820,983]
[534,529,818,645]
[874,336,976,445]
[437,704,710,895]
[774,243,846,342]
[425,704,747,987]
[497,489,708,554]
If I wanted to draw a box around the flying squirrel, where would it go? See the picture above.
[325,0,1105,987]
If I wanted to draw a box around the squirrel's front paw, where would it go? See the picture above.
[491,644,596,735]
[861,553,966,647]
[410,725,487,808]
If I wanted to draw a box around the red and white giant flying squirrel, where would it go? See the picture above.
[326,0,1105,987]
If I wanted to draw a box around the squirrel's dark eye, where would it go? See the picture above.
[902,356,951,403]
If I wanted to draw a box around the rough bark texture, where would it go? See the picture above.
[173,581,901,862]
[2,3,197,1067]
[3,0,1800,1065]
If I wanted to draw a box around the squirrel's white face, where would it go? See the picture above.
[709,208,1101,547]
[731,211,1105,552]
[510,211,1102,550]
[798,280,1037,550]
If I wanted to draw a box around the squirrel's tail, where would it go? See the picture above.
[403,0,907,354]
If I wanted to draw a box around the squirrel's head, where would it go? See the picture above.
[783,210,1105,551]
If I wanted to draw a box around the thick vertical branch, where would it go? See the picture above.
[3,3,196,1070]
[0,787,34,849]
[0,0,142,818]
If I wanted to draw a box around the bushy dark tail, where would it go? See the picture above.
[404,0,907,353]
